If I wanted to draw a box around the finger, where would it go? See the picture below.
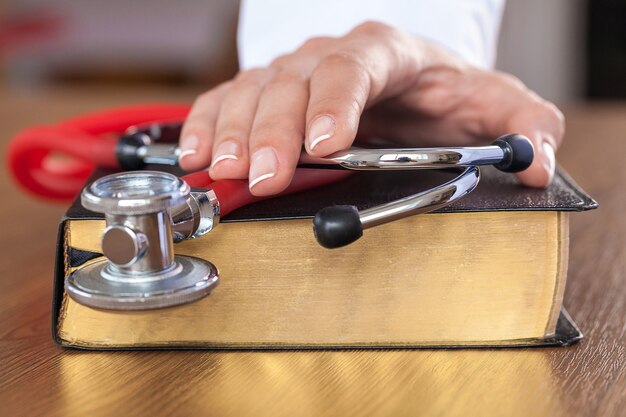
[304,22,418,156]
[179,82,230,171]
[209,69,275,180]
[247,70,309,196]
[304,54,369,155]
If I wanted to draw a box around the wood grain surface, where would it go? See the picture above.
[0,89,624,417]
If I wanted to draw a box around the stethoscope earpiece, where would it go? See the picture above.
[313,205,363,249]
[493,133,534,173]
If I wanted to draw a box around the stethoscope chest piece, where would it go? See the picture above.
[65,171,219,310]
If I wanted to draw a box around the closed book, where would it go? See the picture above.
[53,167,596,349]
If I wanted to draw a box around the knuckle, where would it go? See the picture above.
[233,68,272,89]
[193,90,219,108]
[313,52,371,96]
[298,36,332,52]
[540,101,566,141]
[192,80,232,108]
[544,101,565,124]
[491,71,566,139]
[265,69,307,89]
[269,54,295,70]
[319,51,366,72]
[493,71,527,91]
[352,20,394,37]
[230,78,260,94]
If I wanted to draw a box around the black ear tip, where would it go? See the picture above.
[493,133,534,173]
[313,205,363,249]
[116,132,151,170]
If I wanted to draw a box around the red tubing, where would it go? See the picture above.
[7,103,350,209]
[7,104,191,200]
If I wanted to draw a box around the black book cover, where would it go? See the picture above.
[65,166,597,221]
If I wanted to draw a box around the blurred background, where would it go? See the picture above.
[0,0,624,103]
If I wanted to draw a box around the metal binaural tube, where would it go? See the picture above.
[298,146,505,170]
[313,167,481,249]
[298,135,533,173]
[358,166,480,229]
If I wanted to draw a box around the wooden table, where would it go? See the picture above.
[1,89,624,417]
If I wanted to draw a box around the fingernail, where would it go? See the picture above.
[249,147,278,189]
[178,149,197,161]
[179,134,199,162]
[211,140,240,168]
[181,134,199,151]
[307,115,336,151]
[542,141,556,184]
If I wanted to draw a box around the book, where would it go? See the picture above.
[53,166,596,349]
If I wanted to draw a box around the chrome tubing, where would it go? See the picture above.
[313,167,481,248]
[299,146,504,170]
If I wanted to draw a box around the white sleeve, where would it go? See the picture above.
[238,0,505,70]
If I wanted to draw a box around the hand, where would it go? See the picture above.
[178,21,564,195]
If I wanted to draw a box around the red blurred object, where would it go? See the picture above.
[7,103,348,213]
[7,103,191,200]
[0,12,63,52]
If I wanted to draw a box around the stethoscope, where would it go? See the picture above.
[8,104,533,310]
